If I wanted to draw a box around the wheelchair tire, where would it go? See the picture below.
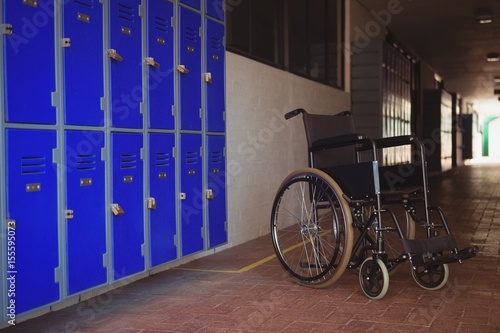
[271,168,353,288]
[359,257,389,300]
[411,263,449,290]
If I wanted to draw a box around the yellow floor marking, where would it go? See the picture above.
[174,229,332,274]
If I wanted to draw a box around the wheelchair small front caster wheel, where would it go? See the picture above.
[411,263,449,290]
[359,258,389,300]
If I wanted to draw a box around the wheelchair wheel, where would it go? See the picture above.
[271,168,353,288]
[359,257,389,300]
[360,208,416,275]
[411,263,449,290]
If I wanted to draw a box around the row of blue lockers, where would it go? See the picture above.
[3,0,225,132]
[3,129,227,315]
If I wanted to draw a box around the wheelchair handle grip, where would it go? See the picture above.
[284,108,305,120]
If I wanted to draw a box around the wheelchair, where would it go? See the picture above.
[270,108,478,299]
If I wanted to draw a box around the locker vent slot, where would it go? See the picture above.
[118,3,135,22]
[210,36,222,51]
[21,156,46,175]
[154,16,168,33]
[120,154,137,169]
[211,151,223,165]
[156,152,171,167]
[75,154,97,171]
[185,27,197,42]
[185,152,198,165]
[75,0,94,8]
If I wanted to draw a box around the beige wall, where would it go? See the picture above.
[224,52,351,246]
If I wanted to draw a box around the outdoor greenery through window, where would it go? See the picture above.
[226,0,344,89]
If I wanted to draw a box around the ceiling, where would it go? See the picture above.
[357,0,500,115]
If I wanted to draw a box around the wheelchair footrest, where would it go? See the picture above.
[401,234,458,254]
[415,246,479,268]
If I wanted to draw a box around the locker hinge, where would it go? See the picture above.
[54,266,63,284]
[6,219,16,230]
[171,105,175,117]
[62,38,71,48]
[101,147,106,161]
[3,24,13,35]
[102,253,109,268]
[100,97,106,111]
[140,148,145,160]
[174,234,178,248]
[225,220,228,232]
[51,91,60,108]
[52,148,62,164]
[199,108,203,120]
[138,4,145,17]
[170,16,175,28]
[65,210,75,219]
[141,243,146,257]
[172,146,176,159]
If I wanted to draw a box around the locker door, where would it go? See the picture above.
[6,130,59,314]
[149,133,177,266]
[206,0,224,21]
[65,131,107,295]
[147,0,175,130]
[206,136,227,247]
[205,19,225,132]
[111,133,144,279]
[3,1,56,124]
[179,0,201,11]
[179,7,202,131]
[109,0,143,129]
[180,134,203,256]
[63,0,104,126]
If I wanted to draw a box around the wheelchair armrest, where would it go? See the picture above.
[310,133,370,151]
[374,135,417,149]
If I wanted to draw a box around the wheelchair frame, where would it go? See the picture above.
[270,108,478,299]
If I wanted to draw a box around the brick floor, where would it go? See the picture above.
[2,163,500,332]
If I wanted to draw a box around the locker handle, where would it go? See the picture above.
[147,197,157,210]
[177,65,189,74]
[111,204,125,216]
[204,73,212,84]
[206,189,214,200]
[146,57,160,68]
[108,49,123,62]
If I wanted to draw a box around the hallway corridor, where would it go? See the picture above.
[3,163,500,333]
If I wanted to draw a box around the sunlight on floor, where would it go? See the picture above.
[465,157,500,165]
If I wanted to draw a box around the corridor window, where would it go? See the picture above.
[227,0,344,89]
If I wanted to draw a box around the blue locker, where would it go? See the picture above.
[180,0,201,11]
[205,19,225,132]
[206,136,227,247]
[147,0,175,130]
[109,0,143,129]
[65,131,107,295]
[63,0,104,126]
[111,133,144,279]
[149,133,177,266]
[3,1,56,124]
[179,7,202,131]
[5,130,59,313]
[180,134,203,256]
[206,0,224,21]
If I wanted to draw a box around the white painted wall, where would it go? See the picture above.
[224,52,351,247]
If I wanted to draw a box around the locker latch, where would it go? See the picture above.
[108,49,123,62]
[6,219,16,231]
[2,24,13,35]
[206,189,214,200]
[111,204,125,216]
[180,193,186,200]
[146,57,160,68]
[65,210,74,219]
[177,65,189,74]
[204,73,212,84]
[147,198,157,210]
